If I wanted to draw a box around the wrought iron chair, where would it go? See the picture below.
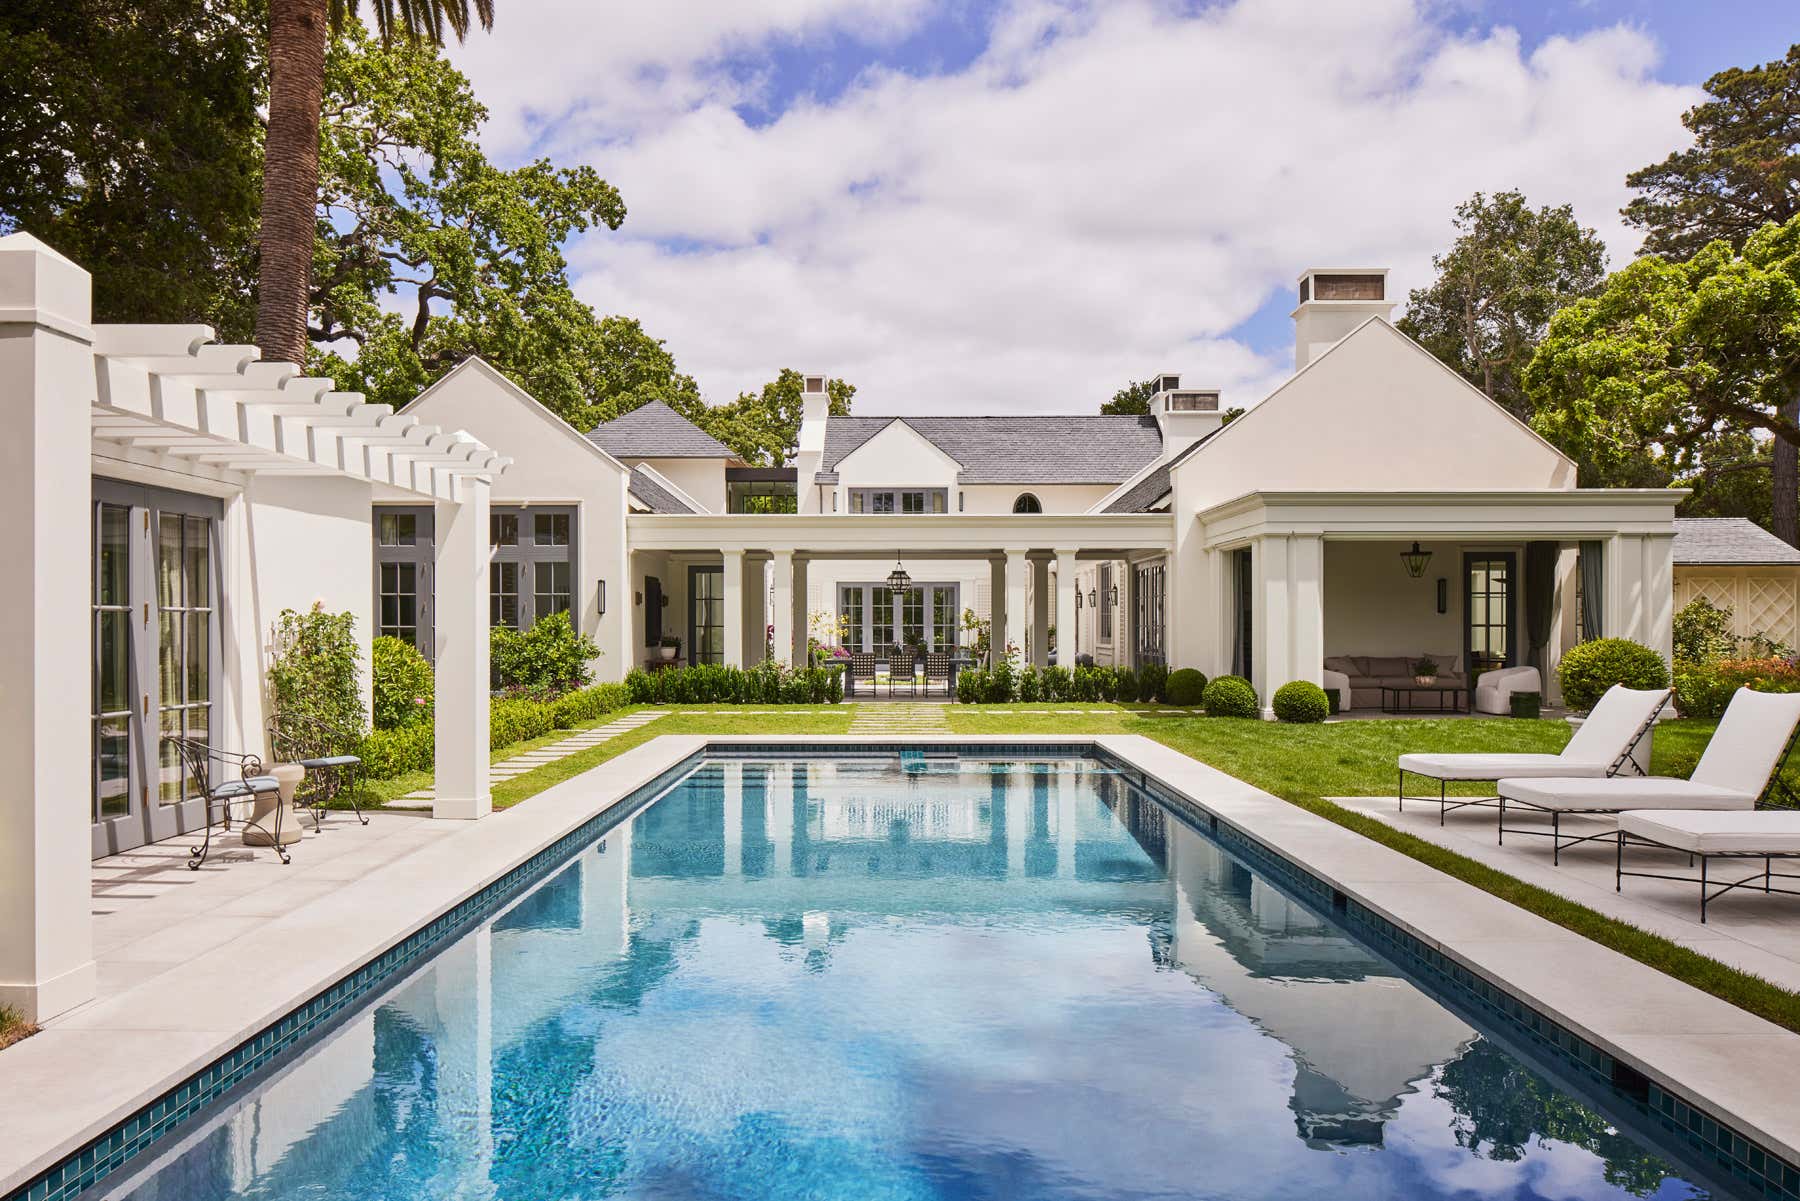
[924,652,953,697]
[164,736,285,871]
[269,712,367,831]
[888,649,917,696]
[848,652,879,698]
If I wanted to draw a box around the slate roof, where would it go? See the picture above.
[822,415,1164,484]
[627,467,697,514]
[1102,464,1172,513]
[1672,518,1800,566]
[587,400,735,459]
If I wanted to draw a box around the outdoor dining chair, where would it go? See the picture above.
[924,652,953,697]
[848,652,879,698]
[888,649,917,696]
[269,712,368,831]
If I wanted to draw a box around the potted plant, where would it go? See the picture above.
[1412,655,1439,685]
[658,635,680,661]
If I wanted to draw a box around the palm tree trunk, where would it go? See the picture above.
[253,0,330,367]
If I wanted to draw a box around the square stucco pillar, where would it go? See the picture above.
[434,478,492,820]
[1030,557,1050,666]
[1004,549,1029,664]
[722,550,746,668]
[744,555,766,664]
[1250,534,1324,716]
[1054,550,1078,667]
[0,233,97,1022]
[988,557,1007,665]
[792,556,809,664]
[769,550,793,667]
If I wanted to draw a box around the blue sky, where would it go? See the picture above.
[450,0,1792,413]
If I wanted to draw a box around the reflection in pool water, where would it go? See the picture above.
[108,757,1719,1200]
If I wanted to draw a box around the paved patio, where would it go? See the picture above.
[1333,793,1800,992]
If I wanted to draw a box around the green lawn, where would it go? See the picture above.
[344,700,1800,1032]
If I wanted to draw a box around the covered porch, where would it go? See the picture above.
[0,233,507,1024]
[1182,490,1685,718]
[623,513,1174,689]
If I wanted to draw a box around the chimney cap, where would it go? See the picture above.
[1296,268,1388,306]
[802,373,827,394]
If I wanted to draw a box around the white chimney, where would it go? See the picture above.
[1292,269,1394,370]
[795,371,832,512]
[1149,374,1224,459]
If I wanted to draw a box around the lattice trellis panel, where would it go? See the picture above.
[1741,574,1798,647]
[1679,575,1740,616]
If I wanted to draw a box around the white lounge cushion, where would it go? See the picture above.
[1497,777,1756,812]
[1398,752,1610,781]
[1619,810,1800,856]
[1397,684,1669,782]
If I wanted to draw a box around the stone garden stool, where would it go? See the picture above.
[243,763,306,849]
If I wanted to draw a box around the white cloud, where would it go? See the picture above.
[459,0,1701,414]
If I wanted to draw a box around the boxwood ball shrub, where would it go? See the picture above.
[1203,674,1259,718]
[1556,638,1670,712]
[1113,667,1138,704]
[1165,668,1207,707]
[1272,680,1329,723]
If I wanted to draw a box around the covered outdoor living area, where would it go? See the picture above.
[623,512,1175,692]
[1178,490,1685,717]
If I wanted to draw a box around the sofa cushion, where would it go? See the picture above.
[1423,653,1460,675]
[1368,657,1414,677]
[1323,655,1359,676]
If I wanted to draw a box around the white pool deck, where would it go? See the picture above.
[4,734,1800,1195]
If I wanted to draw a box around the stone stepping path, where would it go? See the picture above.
[849,704,951,735]
[393,709,669,805]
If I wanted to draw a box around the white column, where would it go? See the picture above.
[0,233,97,1022]
[1110,559,1130,666]
[769,549,794,666]
[792,556,809,664]
[988,556,1007,665]
[1291,534,1325,687]
[1054,549,1078,669]
[435,477,492,820]
[745,555,767,664]
[1030,557,1050,667]
[1643,532,1675,663]
[1251,535,1288,716]
[1004,549,1028,664]
[722,550,745,668]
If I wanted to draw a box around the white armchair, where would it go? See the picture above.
[1474,665,1541,715]
[1321,668,1350,712]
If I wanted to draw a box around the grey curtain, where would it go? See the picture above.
[1524,541,1558,670]
[1578,541,1603,642]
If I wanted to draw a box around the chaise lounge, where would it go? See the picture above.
[1496,687,1800,865]
[1396,684,1670,825]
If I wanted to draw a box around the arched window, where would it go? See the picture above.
[1012,493,1043,514]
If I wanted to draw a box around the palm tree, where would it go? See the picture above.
[254,0,493,366]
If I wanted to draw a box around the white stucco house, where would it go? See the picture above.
[3,234,1689,1026]
[394,268,1681,716]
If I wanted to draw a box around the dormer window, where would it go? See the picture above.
[1012,493,1043,514]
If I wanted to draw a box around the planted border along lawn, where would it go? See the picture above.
[0,1006,36,1051]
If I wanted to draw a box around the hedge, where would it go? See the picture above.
[1272,680,1329,723]
[358,681,633,780]
[1557,638,1669,712]
[624,662,844,705]
[1203,674,1259,718]
[1674,656,1800,719]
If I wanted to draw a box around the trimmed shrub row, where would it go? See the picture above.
[625,662,845,705]
[955,662,1155,704]
[1675,656,1800,718]
[358,681,633,780]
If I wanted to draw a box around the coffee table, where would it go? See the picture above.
[1380,683,1466,714]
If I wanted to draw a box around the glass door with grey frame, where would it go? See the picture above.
[92,480,222,857]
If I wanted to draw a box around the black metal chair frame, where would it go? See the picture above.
[848,652,879,699]
[923,652,953,697]
[165,735,285,871]
[1611,722,1800,921]
[1398,693,1668,832]
[1501,706,1800,866]
[887,649,917,697]
[268,712,367,830]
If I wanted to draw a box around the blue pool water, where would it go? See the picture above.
[104,756,1730,1200]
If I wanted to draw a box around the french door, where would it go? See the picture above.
[92,480,221,857]
[1465,552,1516,681]
[837,583,959,653]
[690,566,725,665]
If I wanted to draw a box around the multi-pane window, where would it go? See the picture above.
[374,506,433,656]
[838,583,959,653]
[381,562,420,644]
[490,562,520,627]
[849,489,948,514]
[1099,564,1114,641]
[487,505,577,630]
[156,513,213,806]
[690,566,725,664]
[93,503,132,821]
[1134,563,1166,666]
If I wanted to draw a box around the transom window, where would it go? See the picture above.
[849,488,948,514]
[488,505,578,630]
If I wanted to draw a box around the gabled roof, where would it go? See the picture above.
[627,466,699,514]
[1673,518,1800,566]
[586,400,735,459]
[399,357,627,476]
[822,415,1162,484]
[1102,464,1171,513]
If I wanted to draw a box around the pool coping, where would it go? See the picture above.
[3,733,1798,1200]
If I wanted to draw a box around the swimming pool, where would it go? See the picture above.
[99,754,1733,1200]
